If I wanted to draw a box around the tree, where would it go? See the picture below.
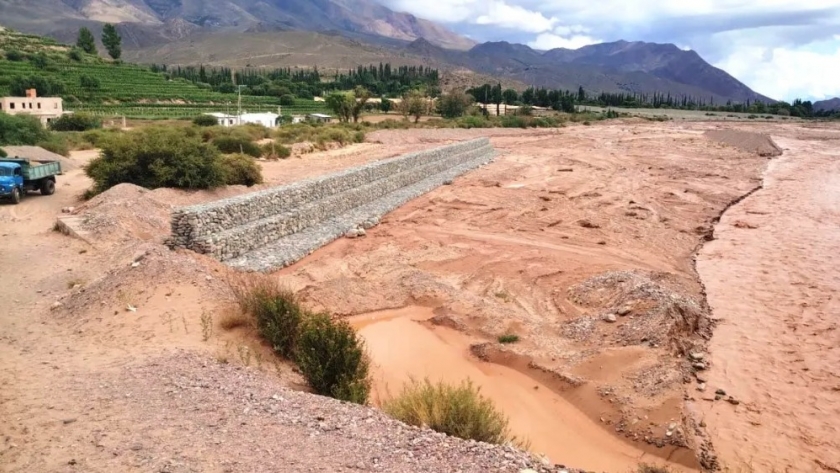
[400,91,428,123]
[325,92,355,123]
[101,24,122,60]
[379,97,393,113]
[49,113,102,132]
[437,91,473,119]
[0,112,50,146]
[351,86,371,123]
[76,27,97,55]
[491,83,503,116]
[502,89,518,105]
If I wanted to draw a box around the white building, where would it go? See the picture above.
[0,89,65,126]
[204,112,280,128]
[207,112,238,127]
[239,112,279,128]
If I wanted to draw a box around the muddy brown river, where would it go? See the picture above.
[350,307,693,472]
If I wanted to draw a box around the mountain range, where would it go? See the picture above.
[814,97,840,112]
[0,0,775,103]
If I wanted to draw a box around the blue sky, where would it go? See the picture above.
[379,0,840,102]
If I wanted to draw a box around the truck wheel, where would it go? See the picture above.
[41,179,56,196]
[11,188,20,204]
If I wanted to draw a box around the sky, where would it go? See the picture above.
[378,0,840,102]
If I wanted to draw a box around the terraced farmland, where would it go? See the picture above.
[0,28,328,118]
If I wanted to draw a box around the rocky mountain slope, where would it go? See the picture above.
[814,97,840,112]
[0,0,773,102]
[406,39,774,103]
[0,0,475,50]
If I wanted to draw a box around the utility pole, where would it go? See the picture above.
[237,85,244,125]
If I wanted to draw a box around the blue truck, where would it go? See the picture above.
[0,157,62,204]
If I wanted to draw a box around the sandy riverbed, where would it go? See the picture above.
[1,121,837,472]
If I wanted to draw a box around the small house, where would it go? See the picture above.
[206,112,238,127]
[308,113,332,123]
[239,112,280,128]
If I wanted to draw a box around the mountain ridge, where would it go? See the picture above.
[0,0,774,102]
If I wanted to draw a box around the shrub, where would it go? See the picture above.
[230,277,305,359]
[49,113,101,132]
[219,153,263,186]
[5,49,25,61]
[84,126,225,194]
[747,114,758,119]
[79,74,100,90]
[637,465,672,473]
[68,47,83,62]
[383,379,515,445]
[192,115,218,127]
[457,116,491,129]
[0,112,49,145]
[353,131,365,143]
[261,141,291,159]
[500,115,529,128]
[316,127,354,145]
[213,135,262,157]
[36,135,70,157]
[497,334,520,344]
[374,118,410,130]
[296,312,371,404]
[437,91,473,119]
[279,94,296,106]
[0,148,6,158]
[80,128,121,147]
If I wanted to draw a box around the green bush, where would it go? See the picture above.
[353,131,366,143]
[80,128,121,147]
[36,135,70,157]
[192,115,219,127]
[219,153,263,187]
[84,126,225,194]
[497,334,520,344]
[5,49,25,61]
[280,94,296,106]
[68,47,83,62]
[261,141,292,159]
[500,115,529,128]
[0,112,50,145]
[49,113,102,132]
[296,312,371,404]
[230,277,304,359]
[213,135,262,157]
[0,148,6,157]
[373,118,410,130]
[383,379,515,445]
[457,116,492,129]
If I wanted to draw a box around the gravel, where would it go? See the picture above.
[227,149,496,272]
[54,351,583,473]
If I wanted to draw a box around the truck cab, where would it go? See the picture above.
[0,162,24,204]
[0,158,60,204]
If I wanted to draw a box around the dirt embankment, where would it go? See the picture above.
[1,122,824,473]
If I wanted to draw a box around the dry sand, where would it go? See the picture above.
[1,120,837,473]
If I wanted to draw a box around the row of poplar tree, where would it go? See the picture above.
[75,25,122,60]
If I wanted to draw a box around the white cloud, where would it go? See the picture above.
[474,2,557,33]
[715,41,840,101]
[528,33,601,50]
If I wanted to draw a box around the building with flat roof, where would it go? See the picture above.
[0,89,65,126]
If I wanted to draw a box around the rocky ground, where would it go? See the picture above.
[1,120,836,473]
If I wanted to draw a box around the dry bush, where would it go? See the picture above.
[636,465,672,473]
[383,378,517,445]
[228,275,304,359]
[218,309,254,331]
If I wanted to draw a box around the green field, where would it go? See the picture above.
[0,28,328,119]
